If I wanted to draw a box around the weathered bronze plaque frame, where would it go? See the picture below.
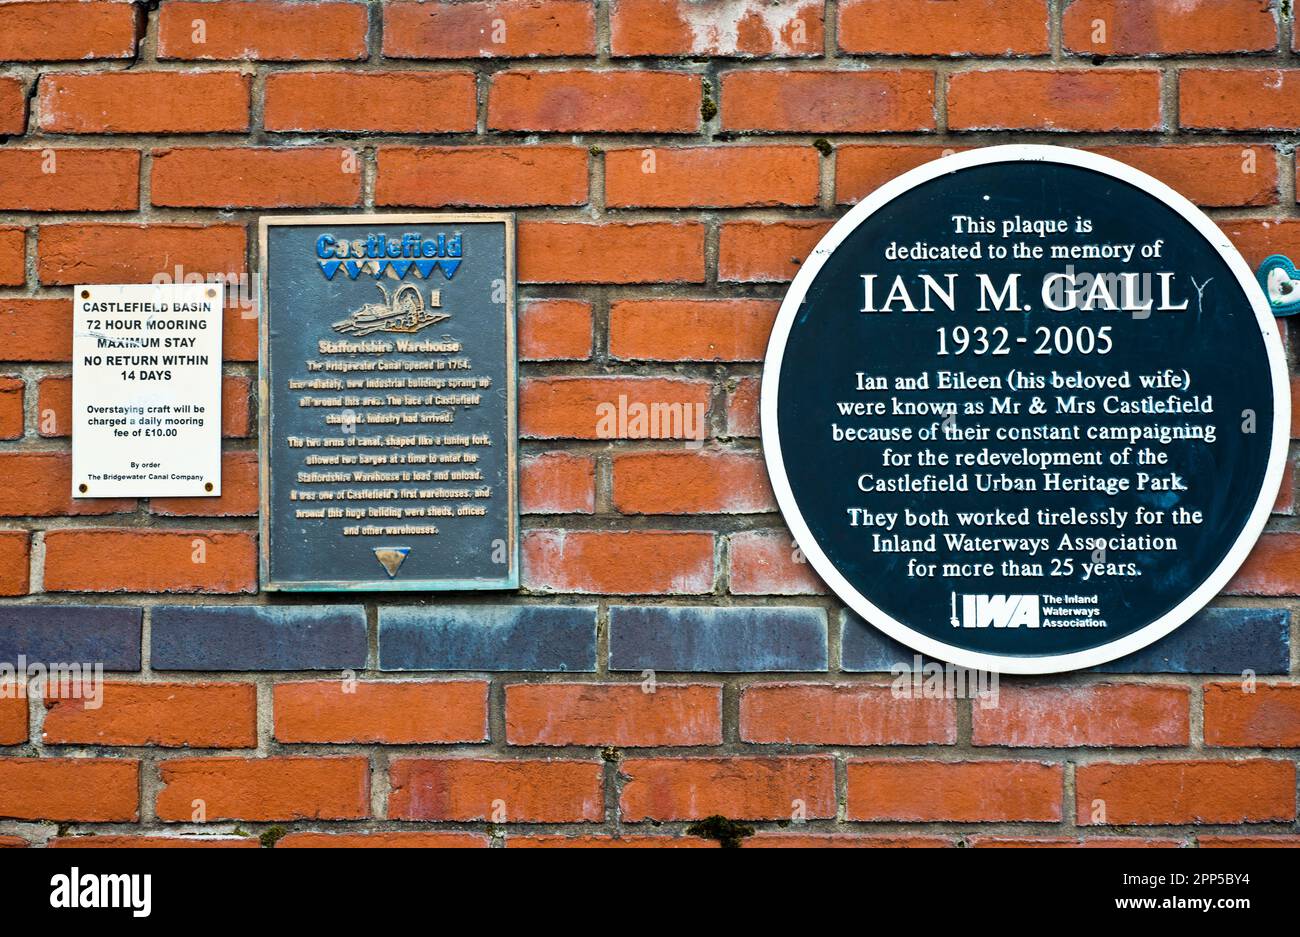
[258,213,517,592]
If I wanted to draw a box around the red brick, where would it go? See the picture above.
[489,70,701,133]
[158,0,368,61]
[613,450,774,514]
[0,691,26,744]
[149,450,259,517]
[723,69,934,132]
[273,681,488,744]
[1076,760,1295,825]
[836,144,965,204]
[1225,532,1300,595]
[384,0,595,58]
[520,452,595,514]
[1293,377,1300,438]
[741,684,955,745]
[38,71,250,134]
[0,77,24,134]
[1275,457,1294,514]
[277,831,490,848]
[1223,218,1300,268]
[224,307,259,364]
[38,223,246,286]
[728,530,827,595]
[520,299,592,361]
[847,760,1062,822]
[0,227,22,286]
[50,835,257,848]
[0,531,30,597]
[0,452,133,516]
[0,758,138,821]
[506,683,722,747]
[152,147,360,209]
[972,684,1189,747]
[610,0,823,57]
[605,146,818,208]
[36,376,72,436]
[836,143,1278,208]
[1204,682,1300,748]
[719,220,832,282]
[948,69,1161,131]
[520,375,710,439]
[748,833,953,848]
[609,299,776,361]
[0,300,52,366]
[220,375,253,436]
[0,1,140,61]
[969,836,1182,848]
[156,757,369,822]
[264,71,476,133]
[1064,0,1277,55]
[0,375,21,439]
[523,529,714,594]
[1181,70,1300,130]
[44,529,257,594]
[1198,835,1300,848]
[38,374,249,437]
[377,146,588,208]
[388,758,603,822]
[1091,145,1277,207]
[519,222,705,284]
[839,0,1048,55]
[0,149,139,212]
[620,756,836,821]
[0,836,24,847]
[726,375,760,436]
[43,683,257,748]
[509,834,715,848]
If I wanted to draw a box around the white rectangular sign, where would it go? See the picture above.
[72,283,223,498]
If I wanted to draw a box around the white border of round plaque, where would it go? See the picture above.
[762,145,1289,674]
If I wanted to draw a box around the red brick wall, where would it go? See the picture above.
[0,0,1296,848]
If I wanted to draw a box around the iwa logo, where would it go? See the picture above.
[50,868,151,918]
[950,592,1040,629]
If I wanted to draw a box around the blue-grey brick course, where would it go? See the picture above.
[151,605,367,671]
[1089,607,1290,675]
[379,604,597,672]
[0,605,141,671]
[841,606,1290,674]
[609,605,828,672]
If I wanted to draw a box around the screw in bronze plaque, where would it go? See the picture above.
[205,482,213,492]
[78,483,88,493]
[80,290,89,299]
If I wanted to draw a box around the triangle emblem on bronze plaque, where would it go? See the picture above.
[373,547,410,578]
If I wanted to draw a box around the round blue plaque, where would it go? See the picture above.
[763,146,1289,673]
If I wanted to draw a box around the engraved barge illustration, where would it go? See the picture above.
[332,283,447,336]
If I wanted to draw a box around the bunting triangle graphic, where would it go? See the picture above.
[320,256,460,283]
